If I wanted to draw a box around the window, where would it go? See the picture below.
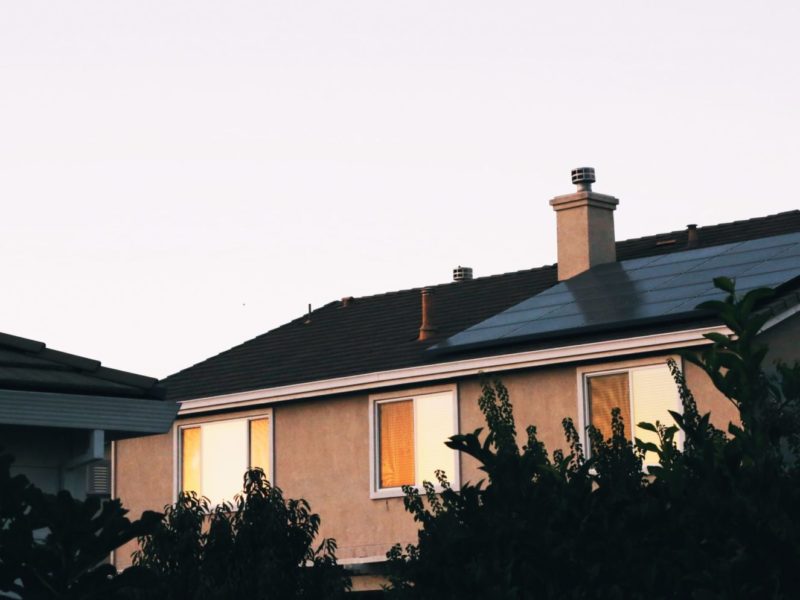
[179,415,271,505]
[370,389,459,498]
[583,362,681,463]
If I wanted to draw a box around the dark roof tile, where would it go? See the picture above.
[0,334,165,400]
[163,210,800,402]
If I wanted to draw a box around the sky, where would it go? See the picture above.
[1,1,798,379]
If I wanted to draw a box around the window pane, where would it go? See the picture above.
[415,392,456,485]
[588,373,631,441]
[632,365,680,463]
[181,427,201,494]
[201,419,248,505]
[379,400,415,488]
[249,418,270,479]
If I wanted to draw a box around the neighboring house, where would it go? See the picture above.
[0,332,177,500]
[114,168,800,593]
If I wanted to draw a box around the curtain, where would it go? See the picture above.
[588,373,631,441]
[181,427,201,493]
[379,400,415,488]
[249,418,270,478]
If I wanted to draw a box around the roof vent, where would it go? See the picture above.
[686,224,699,248]
[571,167,596,191]
[418,288,438,341]
[453,266,473,282]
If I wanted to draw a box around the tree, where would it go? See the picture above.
[0,450,160,600]
[387,279,800,599]
[132,468,350,599]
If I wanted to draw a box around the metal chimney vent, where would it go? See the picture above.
[86,460,111,497]
[571,167,596,191]
[453,266,473,282]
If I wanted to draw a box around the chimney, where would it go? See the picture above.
[418,288,437,341]
[549,167,619,281]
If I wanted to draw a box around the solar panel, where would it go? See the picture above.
[434,231,800,353]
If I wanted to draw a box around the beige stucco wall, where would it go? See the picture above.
[274,392,419,562]
[114,429,174,568]
[114,315,800,573]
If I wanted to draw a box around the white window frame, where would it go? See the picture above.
[173,409,274,504]
[577,356,684,461]
[369,385,460,500]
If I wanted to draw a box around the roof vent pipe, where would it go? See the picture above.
[453,266,473,282]
[418,288,438,341]
[686,224,699,248]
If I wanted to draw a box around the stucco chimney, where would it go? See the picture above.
[549,167,619,281]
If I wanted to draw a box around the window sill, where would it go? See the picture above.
[370,484,453,500]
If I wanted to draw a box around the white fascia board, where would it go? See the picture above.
[760,300,800,333]
[177,325,728,416]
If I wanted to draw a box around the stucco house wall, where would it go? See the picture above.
[113,347,740,569]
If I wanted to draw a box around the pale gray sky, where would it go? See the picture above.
[1,1,798,379]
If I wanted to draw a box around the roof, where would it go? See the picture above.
[163,210,800,402]
[0,331,165,400]
[0,333,177,436]
[436,230,800,353]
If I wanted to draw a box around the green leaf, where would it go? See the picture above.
[636,422,658,433]
[713,276,735,293]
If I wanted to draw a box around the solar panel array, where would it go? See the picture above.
[435,231,800,353]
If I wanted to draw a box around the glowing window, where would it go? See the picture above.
[373,391,458,497]
[180,416,270,505]
[585,363,681,463]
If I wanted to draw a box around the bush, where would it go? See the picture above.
[387,279,800,599]
[0,451,160,600]
[132,468,350,599]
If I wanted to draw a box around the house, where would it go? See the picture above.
[0,331,177,500]
[113,168,800,592]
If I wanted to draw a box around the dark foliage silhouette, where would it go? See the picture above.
[387,278,800,599]
[132,468,350,599]
[0,450,160,600]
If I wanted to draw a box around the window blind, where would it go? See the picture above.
[379,400,415,488]
[588,373,631,441]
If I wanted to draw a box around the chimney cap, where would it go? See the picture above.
[453,266,473,282]
[571,167,596,191]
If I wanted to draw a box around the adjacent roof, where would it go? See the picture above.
[163,210,800,403]
[0,332,176,435]
[437,231,800,352]
[0,331,164,399]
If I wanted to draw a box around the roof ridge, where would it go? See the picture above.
[164,266,562,383]
[340,263,557,304]
[616,209,800,247]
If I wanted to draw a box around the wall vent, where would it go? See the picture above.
[86,460,111,497]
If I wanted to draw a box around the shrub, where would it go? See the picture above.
[132,468,350,599]
[0,450,160,600]
[387,279,800,599]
